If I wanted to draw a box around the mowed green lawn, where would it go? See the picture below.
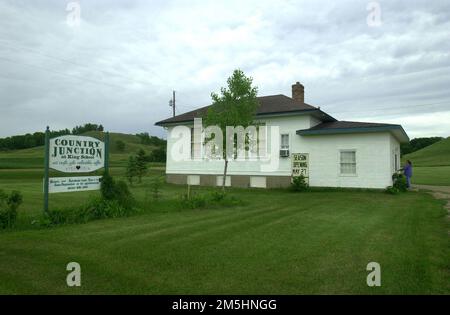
[0,169,449,294]
[411,166,450,186]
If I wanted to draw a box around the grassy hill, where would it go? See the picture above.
[0,131,159,169]
[402,137,450,186]
[403,137,450,167]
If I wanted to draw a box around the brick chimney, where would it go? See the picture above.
[292,82,304,103]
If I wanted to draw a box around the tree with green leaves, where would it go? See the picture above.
[135,149,148,183]
[125,156,139,185]
[115,140,126,152]
[203,69,259,191]
[149,146,166,162]
[400,137,443,156]
[148,176,164,200]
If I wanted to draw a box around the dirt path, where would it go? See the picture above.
[413,185,450,231]
[413,184,450,195]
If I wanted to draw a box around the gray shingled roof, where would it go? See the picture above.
[297,120,410,142]
[301,121,402,131]
[155,94,334,125]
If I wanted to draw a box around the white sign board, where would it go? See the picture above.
[292,153,309,183]
[48,176,102,194]
[49,135,104,173]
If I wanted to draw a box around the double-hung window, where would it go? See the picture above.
[281,134,289,150]
[280,134,290,157]
[340,150,356,175]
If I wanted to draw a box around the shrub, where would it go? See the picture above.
[180,193,207,209]
[87,197,134,219]
[101,173,135,209]
[392,172,408,192]
[385,186,400,195]
[7,190,23,211]
[100,173,116,200]
[126,156,139,185]
[45,196,136,226]
[114,180,134,209]
[179,191,244,210]
[149,176,164,200]
[210,190,226,202]
[43,209,75,226]
[42,174,137,227]
[291,175,309,192]
[135,149,148,183]
[0,190,23,229]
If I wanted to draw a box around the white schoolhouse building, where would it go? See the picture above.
[156,82,409,189]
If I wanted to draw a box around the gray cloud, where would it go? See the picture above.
[0,0,449,139]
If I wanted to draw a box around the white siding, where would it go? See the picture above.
[165,115,396,189]
[165,115,312,177]
[299,132,392,188]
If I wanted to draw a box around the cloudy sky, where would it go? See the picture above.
[0,0,449,139]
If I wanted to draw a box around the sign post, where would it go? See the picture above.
[43,128,109,214]
[43,126,50,214]
[104,132,110,175]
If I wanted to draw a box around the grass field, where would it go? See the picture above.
[0,168,449,294]
[403,137,450,167]
[401,137,450,186]
[411,166,450,186]
[0,132,449,294]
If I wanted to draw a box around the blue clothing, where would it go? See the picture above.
[406,176,411,188]
[403,164,412,177]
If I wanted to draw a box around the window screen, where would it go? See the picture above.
[281,134,289,149]
[340,150,356,174]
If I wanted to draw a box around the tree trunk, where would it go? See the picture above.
[222,159,228,193]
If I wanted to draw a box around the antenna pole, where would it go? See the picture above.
[172,90,176,117]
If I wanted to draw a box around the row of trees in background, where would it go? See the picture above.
[136,132,166,147]
[115,137,166,163]
[400,137,443,156]
[71,123,104,135]
[136,133,166,163]
[0,123,103,151]
[116,139,166,161]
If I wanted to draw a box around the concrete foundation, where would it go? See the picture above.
[166,174,291,188]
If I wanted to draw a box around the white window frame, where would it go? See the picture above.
[339,149,357,176]
[395,147,400,171]
[280,133,290,150]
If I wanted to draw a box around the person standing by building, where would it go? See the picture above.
[403,160,413,188]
